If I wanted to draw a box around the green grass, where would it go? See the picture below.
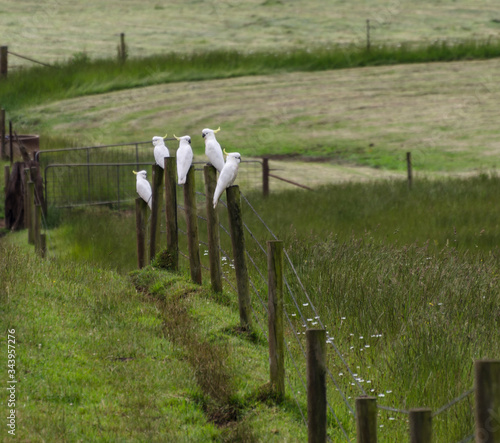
[0,233,307,441]
[21,175,500,441]
[2,38,500,112]
[246,173,500,251]
[3,174,500,440]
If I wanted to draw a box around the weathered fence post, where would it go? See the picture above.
[204,164,222,293]
[183,166,202,284]
[1,108,5,160]
[475,359,500,442]
[307,328,327,443]
[149,163,163,261]
[135,197,147,269]
[0,46,7,78]
[164,157,178,271]
[366,20,371,52]
[226,185,252,330]
[4,165,9,198]
[118,33,127,62]
[407,152,412,190]
[268,240,284,399]
[409,408,432,443]
[356,396,377,443]
[27,180,35,245]
[34,203,42,255]
[24,168,30,231]
[9,120,12,164]
[262,157,269,197]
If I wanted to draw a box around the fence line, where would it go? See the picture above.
[432,388,474,417]
[7,50,55,68]
[26,150,482,441]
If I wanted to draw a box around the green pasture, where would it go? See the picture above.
[2,1,500,439]
[1,0,499,67]
[3,174,500,440]
[0,235,307,441]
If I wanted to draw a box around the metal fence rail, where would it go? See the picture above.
[36,140,154,169]
[44,160,264,209]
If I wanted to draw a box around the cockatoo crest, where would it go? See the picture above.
[152,133,170,168]
[202,127,225,172]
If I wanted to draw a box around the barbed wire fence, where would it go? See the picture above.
[168,176,477,441]
[25,143,481,440]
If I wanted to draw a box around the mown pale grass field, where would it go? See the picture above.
[2,0,500,67]
[14,58,500,174]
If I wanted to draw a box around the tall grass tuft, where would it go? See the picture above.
[246,173,500,253]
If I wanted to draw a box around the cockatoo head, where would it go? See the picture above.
[174,135,191,145]
[224,150,241,164]
[152,133,168,146]
[202,127,221,139]
[133,170,148,180]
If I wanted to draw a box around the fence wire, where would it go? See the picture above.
[37,147,477,440]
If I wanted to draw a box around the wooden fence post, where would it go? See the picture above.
[23,168,30,230]
[135,197,147,269]
[366,20,371,52]
[226,185,252,330]
[149,164,163,261]
[183,166,202,284]
[356,396,377,443]
[204,164,222,293]
[1,108,5,160]
[262,157,269,197]
[4,165,9,198]
[164,157,178,271]
[0,46,7,78]
[475,359,500,442]
[9,120,12,164]
[407,152,412,190]
[409,408,432,443]
[34,203,42,255]
[268,240,284,399]
[118,33,127,62]
[307,328,327,443]
[27,181,35,244]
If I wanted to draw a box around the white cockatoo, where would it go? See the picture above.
[133,170,152,209]
[213,150,241,208]
[202,127,224,172]
[152,133,170,169]
[175,135,193,185]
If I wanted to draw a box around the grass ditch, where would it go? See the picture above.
[130,265,307,441]
[130,268,240,425]
[0,233,308,441]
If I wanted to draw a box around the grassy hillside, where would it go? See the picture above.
[7,57,500,174]
[2,0,500,67]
